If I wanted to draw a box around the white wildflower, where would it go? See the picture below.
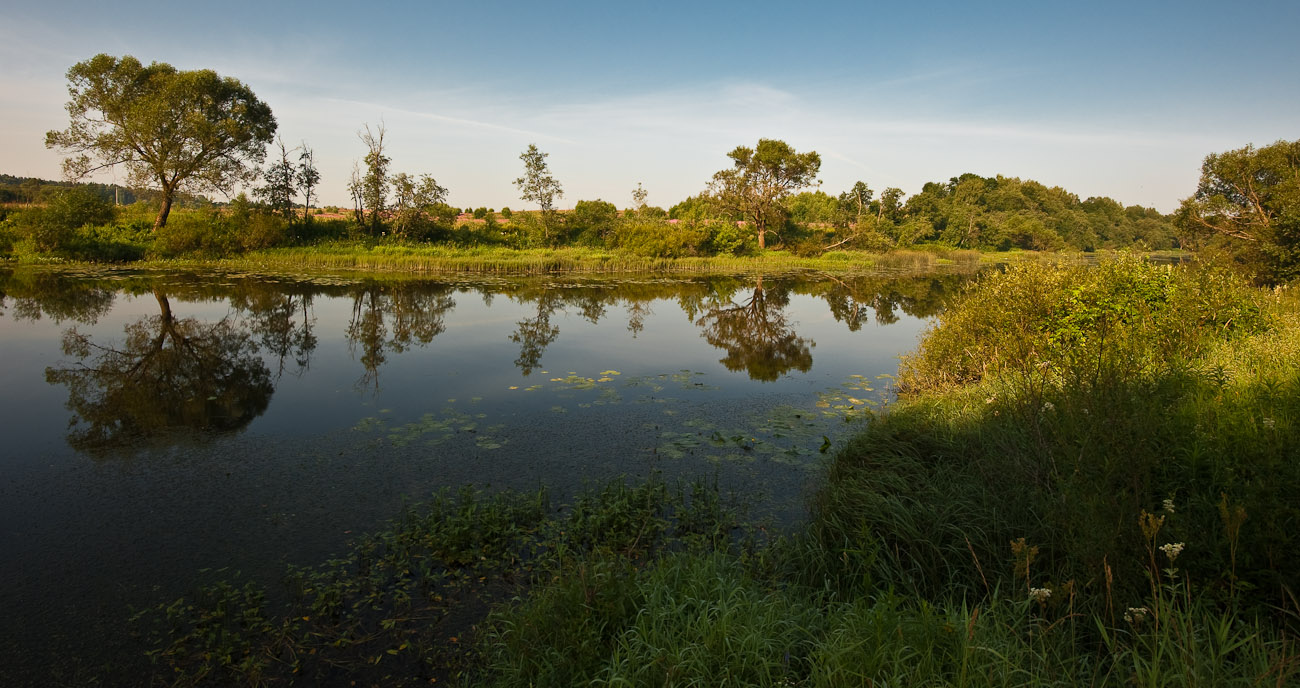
[985,395,997,405]
[1263,417,1276,429]
[1159,542,1185,561]
[1028,587,1052,603]
[1124,606,1149,624]
[1162,498,1176,514]
[1042,401,1055,412]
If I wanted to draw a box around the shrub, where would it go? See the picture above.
[610,220,708,257]
[234,212,289,250]
[899,257,1270,392]
[45,186,115,230]
[568,199,618,246]
[153,210,238,257]
[704,221,750,256]
[17,187,116,253]
[814,259,1299,618]
[67,221,151,261]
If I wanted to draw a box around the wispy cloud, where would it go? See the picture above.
[319,97,577,145]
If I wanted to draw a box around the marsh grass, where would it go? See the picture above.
[218,245,902,275]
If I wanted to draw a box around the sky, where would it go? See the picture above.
[2,0,1297,213]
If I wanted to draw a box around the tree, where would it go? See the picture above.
[358,123,390,235]
[631,182,648,209]
[1176,139,1300,281]
[840,181,873,216]
[878,187,905,223]
[256,137,298,221]
[514,144,565,245]
[348,162,365,226]
[514,144,563,213]
[390,172,449,239]
[298,143,320,224]
[708,139,821,249]
[45,54,276,230]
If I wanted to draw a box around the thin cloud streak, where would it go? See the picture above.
[320,98,577,145]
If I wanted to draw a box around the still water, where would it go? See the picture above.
[0,266,971,681]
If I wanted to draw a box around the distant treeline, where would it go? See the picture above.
[770,173,1177,252]
[0,174,209,208]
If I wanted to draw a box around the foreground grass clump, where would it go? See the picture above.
[482,542,1294,687]
[814,258,1299,613]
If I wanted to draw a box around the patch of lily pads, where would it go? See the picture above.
[351,370,881,464]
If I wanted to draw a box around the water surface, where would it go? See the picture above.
[0,266,971,682]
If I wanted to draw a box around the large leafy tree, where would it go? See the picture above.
[708,139,821,249]
[45,54,277,230]
[1177,139,1300,282]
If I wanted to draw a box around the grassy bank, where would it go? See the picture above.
[14,243,1001,276]
[122,258,1297,687]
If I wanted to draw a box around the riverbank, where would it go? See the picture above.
[125,257,1297,686]
[6,243,1194,278]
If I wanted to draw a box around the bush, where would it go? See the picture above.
[153,210,238,257]
[67,221,151,261]
[704,221,750,256]
[234,212,289,250]
[17,186,117,253]
[899,257,1270,392]
[568,199,618,246]
[45,186,115,231]
[610,220,708,257]
[813,259,1300,619]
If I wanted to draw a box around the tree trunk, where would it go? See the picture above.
[756,219,766,250]
[153,191,174,231]
[154,290,173,323]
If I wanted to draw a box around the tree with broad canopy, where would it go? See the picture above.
[46,54,276,230]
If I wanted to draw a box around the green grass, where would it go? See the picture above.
[115,258,1300,687]
[201,244,998,275]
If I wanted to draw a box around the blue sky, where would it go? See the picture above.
[3,1,1297,211]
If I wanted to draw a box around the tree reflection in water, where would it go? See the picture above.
[345,283,456,389]
[45,291,275,454]
[696,277,813,382]
[18,268,975,451]
[510,294,561,376]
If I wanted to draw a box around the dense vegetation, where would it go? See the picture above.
[125,258,1298,686]
[0,172,1183,268]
